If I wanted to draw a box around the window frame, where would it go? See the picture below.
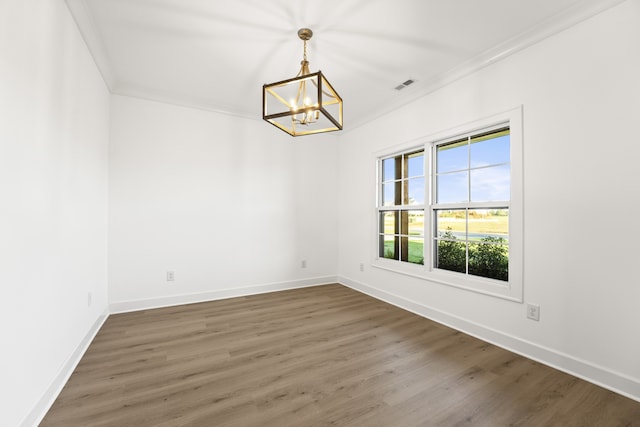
[377,149,426,265]
[373,106,523,302]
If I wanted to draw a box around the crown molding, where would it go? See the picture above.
[111,85,261,122]
[64,0,116,91]
[64,0,627,129]
[345,0,628,132]
[441,0,627,83]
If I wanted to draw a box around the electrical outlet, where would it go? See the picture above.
[167,271,175,282]
[87,292,92,307]
[527,303,540,321]
[301,260,307,268]
[359,263,364,272]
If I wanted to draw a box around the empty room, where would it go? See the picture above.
[4,0,640,425]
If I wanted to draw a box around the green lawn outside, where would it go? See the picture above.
[383,240,424,264]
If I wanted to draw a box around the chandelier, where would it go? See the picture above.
[263,28,343,137]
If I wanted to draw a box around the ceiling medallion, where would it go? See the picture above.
[263,28,343,137]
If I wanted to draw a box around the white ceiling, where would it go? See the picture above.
[65,0,622,131]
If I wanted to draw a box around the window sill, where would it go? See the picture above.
[371,258,522,303]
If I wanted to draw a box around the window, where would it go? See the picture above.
[434,127,510,281]
[374,107,523,301]
[378,150,425,264]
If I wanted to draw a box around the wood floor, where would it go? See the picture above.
[42,284,640,426]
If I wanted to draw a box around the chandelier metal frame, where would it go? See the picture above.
[263,28,343,137]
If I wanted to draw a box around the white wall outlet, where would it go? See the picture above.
[359,263,364,272]
[167,270,175,281]
[527,303,540,321]
[301,260,307,268]
[87,292,92,307]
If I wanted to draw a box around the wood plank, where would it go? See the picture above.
[41,284,640,426]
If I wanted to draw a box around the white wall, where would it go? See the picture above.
[108,96,339,310]
[6,1,638,423]
[0,1,110,426]
[338,0,640,400]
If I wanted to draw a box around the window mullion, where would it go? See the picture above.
[466,136,471,204]
[465,208,469,275]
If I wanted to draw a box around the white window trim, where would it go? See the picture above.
[372,106,523,302]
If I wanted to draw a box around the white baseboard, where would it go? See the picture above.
[23,277,337,426]
[109,276,338,314]
[21,311,109,427]
[338,275,640,403]
[24,275,637,427]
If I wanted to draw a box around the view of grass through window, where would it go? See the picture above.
[436,209,509,281]
[380,211,424,264]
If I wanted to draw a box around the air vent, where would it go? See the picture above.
[394,79,415,91]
